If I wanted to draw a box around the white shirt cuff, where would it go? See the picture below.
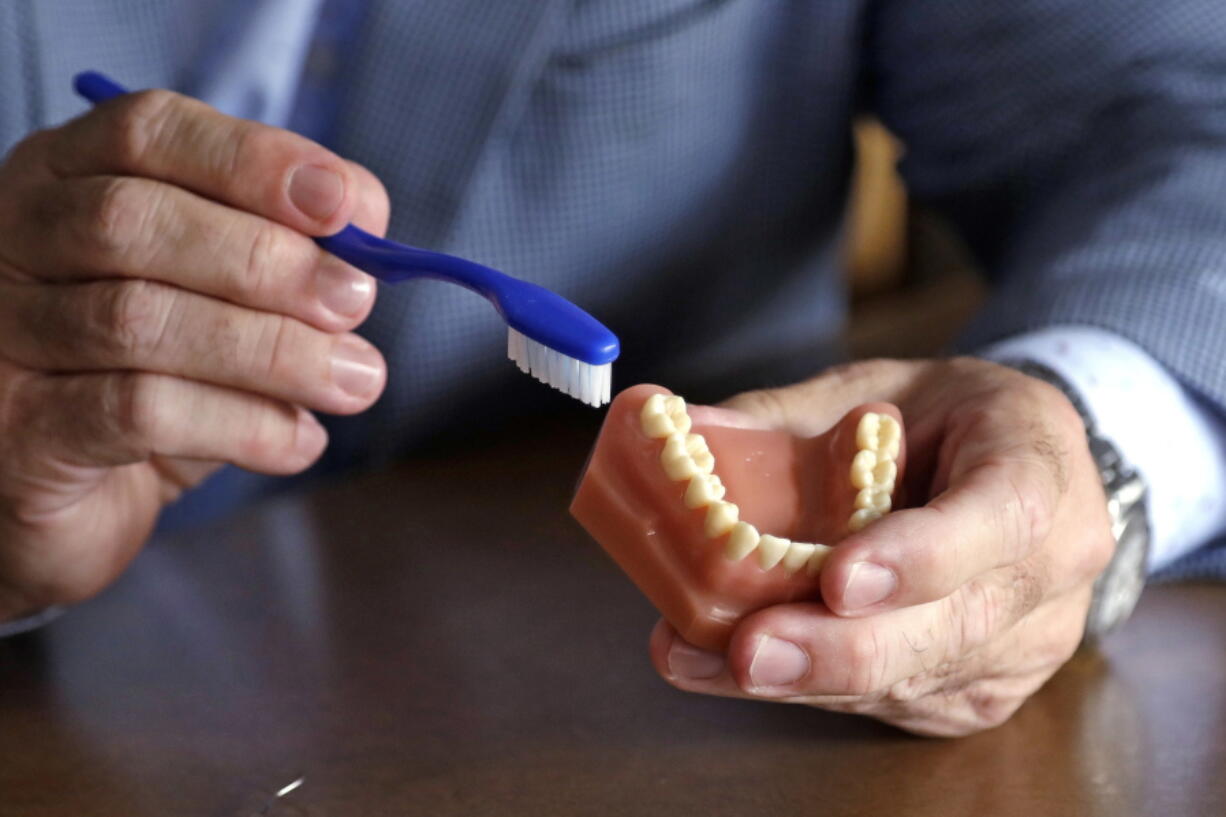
[981,325,1226,572]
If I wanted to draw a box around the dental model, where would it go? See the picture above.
[571,385,906,651]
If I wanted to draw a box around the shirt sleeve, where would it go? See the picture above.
[982,326,1226,573]
[0,606,64,638]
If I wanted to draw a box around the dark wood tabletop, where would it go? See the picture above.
[2,414,1224,817]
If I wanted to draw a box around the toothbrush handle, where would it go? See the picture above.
[74,72,503,294]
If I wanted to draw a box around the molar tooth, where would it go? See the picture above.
[806,544,833,576]
[725,521,760,561]
[757,534,790,571]
[684,433,708,456]
[684,473,725,508]
[873,460,897,487]
[671,411,693,435]
[848,508,883,533]
[854,488,875,509]
[704,501,739,538]
[661,433,688,460]
[663,395,686,415]
[692,450,716,474]
[782,541,817,575]
[641,393,667,418]
[880,437,900,461]
[851,449,877,490]
[641,410,677,438]
[878,415,901,455]
[663,454,699,481]
[856,412,881,451]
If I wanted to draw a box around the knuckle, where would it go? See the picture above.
[239,220,307,302]
[107,89,178,168]
[109,372,170,448]
[78,177,155,265]
[93,279,173,361]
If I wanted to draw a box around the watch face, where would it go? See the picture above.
[1090,516,1149,638]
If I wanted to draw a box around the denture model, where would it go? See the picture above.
[571,384,905,651]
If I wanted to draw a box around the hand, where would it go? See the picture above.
[649,358,1115,736]
[0,90,390,621]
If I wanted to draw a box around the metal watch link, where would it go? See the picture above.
[1003,359,1151,643]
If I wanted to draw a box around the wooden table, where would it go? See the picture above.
[2,416,1224,817]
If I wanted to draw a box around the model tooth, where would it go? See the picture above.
[661,433,686,459]
[641,393,667,418]
[856,412,880,451]
[855,487,892,511]
[692,450,715,474]
[663,453,699,481]
[782,541,817,575]
[851,449,877,490]
[704,501,739,538]
[684,473,725,508]
[725,521,760,561]
[641,410,677,438]
[663,395,686,415]
[684,433,708,457]
[757,534,790,571]
[873,459,897,487]
[848,508,883,533]
[671,411,693,435]
[806,544,833,576]
[880,437,900,461]
[879,415,900,451]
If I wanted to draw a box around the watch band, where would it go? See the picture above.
[1001,359,1151,642]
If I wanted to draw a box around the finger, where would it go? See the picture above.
[0,279,386,415]
[724,588,1033,699]
[820,454,1062,616]
[11,371,328,476]
[343,159,391,237]
[6,176,375,331]
[44,89,359,234]
[717,359,922,437]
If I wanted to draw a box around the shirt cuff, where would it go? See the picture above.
[980,325,1226,573]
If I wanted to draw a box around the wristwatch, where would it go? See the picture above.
[1004,359,1151,643]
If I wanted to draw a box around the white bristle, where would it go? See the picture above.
[506,328,612,407]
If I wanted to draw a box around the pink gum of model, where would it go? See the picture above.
[571,383,906,652]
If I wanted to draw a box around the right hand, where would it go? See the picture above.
[0,89,391,621]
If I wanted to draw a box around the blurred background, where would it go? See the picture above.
[844,119,984,359]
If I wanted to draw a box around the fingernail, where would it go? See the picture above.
[289,165,345,222]
[294,413,327,461]
[667,641,725,680]
[842,562,897,611]
[749,635,809,689]
[316,259,374,318]
[330,336,383,400]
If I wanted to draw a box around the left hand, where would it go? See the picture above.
[649,357,1115,736]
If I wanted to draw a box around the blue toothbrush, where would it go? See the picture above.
[74,71,619,407]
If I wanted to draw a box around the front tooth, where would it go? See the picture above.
[725,521,760,561]
[757,534,790,570]
[684,473,725,508]
[848,508,882,532]
[873,459,897,488]
[704,501,739,538]
[663,453,699,481]
[782,541,816,574]
[806,544,833,576]
[856,412,880,451]
[851,449,877,490]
